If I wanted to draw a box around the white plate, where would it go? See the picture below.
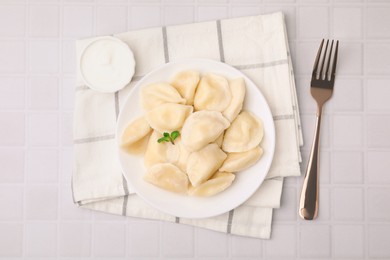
[116,59,275,219]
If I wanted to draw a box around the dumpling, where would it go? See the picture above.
[181,111,230,152]
[222,111,264,152]
[170,70,200,105]
[188,171,235,197]
[144,163,189,193]
[186,143,227,187]
[144,131,170,167]
[215,132,224,148]
[146,103,193,133]
[120,116,151,147]
[222,78,246,122]
[193,73,232,112]
[219,146,263,172]
[121,116,152,155]
[166,137,191,172]
[140,82,186,111]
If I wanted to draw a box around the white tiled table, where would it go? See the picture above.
[0,0,389,259]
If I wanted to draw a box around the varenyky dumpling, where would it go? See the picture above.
[143,163,189,193]
[144,131,170,167]
[140,82,186,111]
[121,116,152,155]
[145,103,193,133]
[222,111,264,153]
[193,73,232,112]
[170,70,200,105]
[219,146,263,172]
[215,132,224,148]
[181,111,230,152]
[188,171,235,197]
[186,143,227,187]
[222,78,246,122]
[166,137,191,172]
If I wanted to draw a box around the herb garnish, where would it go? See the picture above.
[157,131,180,145]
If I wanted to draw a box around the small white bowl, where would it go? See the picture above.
[80,36,135,93]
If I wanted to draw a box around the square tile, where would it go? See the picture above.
[337,42,363,75]
[0,223,23,257]
[27,149,58,183]
[273,187,297,221]
[128,221,160,257]
[365,44,390,75]
[25,222,57,257]
[61,77,76,110]
[96,6,127,36]
[368,224,390,258]
[366,7,390,38]
[29,40,59,73]
[25,185,58,220]
[332,151,363,184]
[231,6,261,18]
[333,187,364,220]
[197,6,228,22]
[301,114,330,150]
[296,41,320,74]
[29,77,59,110]
[332,78,362,111]
[298,7,329,38]
[61,112,73,146]
[0,185,23,220]
[367,151,390,184]
[317,187,330,221]
[195,228,228,257]
[367,115,390,148]
[162,222,194,257]
[0,40,25,73]
[265,225,296,257]
[367,79,390,110]
[368,188,390,221]
[60,184,91,220]
[333,225,364,258]
[93,210,127,221]
[63,6,93,38]
[0,112,25,146]
[28,113,59,146]
[164,6,195,26]
[62,41,76,74]
[231,235,262,257]
[0,5,25,37]
[333,115,363,147]
[0,77,25,109]
[59,148,73,183]
[0,148,24,182]
[299,225,330,258]
[59,223,91,257]
[333,7,362,39]
[130,6,161,30]
[93,223,126,257]
[29,5,59,37]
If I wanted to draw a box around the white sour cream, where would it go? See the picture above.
[80,36,135,93]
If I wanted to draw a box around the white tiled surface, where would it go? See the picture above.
[0,0,389,259]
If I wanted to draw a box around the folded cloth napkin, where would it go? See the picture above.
[73,12,302,239]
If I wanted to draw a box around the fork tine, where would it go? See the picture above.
[325,40,334,80]
[331,40,339,80]
[312,39,324,76]
[319,39,329,79]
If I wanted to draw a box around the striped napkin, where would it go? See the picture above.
[73,12,302,239]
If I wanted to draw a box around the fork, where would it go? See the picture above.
[299,39,339,220]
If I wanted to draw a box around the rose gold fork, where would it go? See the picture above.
[299,39,339,220]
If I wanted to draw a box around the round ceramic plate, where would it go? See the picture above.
[116,59,275,219]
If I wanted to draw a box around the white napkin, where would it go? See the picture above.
[73,12,302,239]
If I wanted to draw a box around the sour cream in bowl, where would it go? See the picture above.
[80,36,135,93]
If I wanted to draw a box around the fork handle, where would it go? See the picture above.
[299,107,322,220]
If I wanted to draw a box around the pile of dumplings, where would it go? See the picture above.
[120,70,264,197]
